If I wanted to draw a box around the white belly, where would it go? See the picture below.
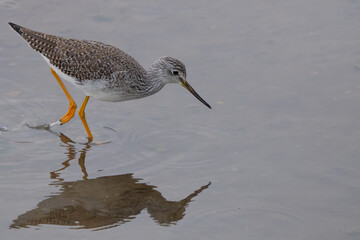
[41,55,135,102]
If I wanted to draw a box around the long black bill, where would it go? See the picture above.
[181,80,212,109]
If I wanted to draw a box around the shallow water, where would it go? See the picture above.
[1,0,360,239]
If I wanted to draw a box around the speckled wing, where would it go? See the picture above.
[9,23,146,83]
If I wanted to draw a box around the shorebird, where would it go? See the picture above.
[9,22,211,139]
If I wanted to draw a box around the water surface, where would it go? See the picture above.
[1,0,360,239]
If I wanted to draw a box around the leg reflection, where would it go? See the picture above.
[50,133,91,181]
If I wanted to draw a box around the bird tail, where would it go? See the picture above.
[8,22,58,55]
[9,22,23,36]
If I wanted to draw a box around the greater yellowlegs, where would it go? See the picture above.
[9,22,211,139]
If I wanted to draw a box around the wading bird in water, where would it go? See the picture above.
[9,22,211,139]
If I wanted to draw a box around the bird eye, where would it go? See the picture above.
[172,70,179,76]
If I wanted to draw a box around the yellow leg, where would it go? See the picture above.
[50,68,77,124]
[78,96,93,139]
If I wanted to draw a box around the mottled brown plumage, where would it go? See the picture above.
[9,22,146,82]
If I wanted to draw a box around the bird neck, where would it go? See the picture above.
[143,68,166,95]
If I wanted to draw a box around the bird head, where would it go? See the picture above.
[151,56,211,109]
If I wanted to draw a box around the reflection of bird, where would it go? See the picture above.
[9,22,211,139]
[10,174,211,230]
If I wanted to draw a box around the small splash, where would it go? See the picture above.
[25,123,51,130]
[89,140,112,146]
[49,121,61,127]
[0,126,10,132]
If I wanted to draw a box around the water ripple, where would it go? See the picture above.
[188,199,311,231]
[0,0,17,9]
